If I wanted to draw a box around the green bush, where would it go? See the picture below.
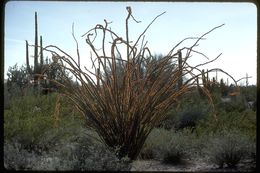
[195,109,256,140]
[6,64,29,97]
[4,94,54,150]
[4,93,131,171]
[4,93,85,153]
[204,129,255,168]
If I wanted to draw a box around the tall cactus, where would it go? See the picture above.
[40,35,44,67]
[25,12,44,76]
[202,69,206,86]
[25,40,32,74]
[24,11,53,94]
[34,11,38,74]
[25,12,44,88]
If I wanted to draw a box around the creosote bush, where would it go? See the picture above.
[42,6,237,160]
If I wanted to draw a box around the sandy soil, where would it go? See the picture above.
[131,158,255,172]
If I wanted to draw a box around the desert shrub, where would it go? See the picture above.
[70,137,131,171]
[4,93,84,153]
[139,128,198,164]
[4,92,131,171]
[204,129,255,168]
[176,106,208,131]
[4,141,40,170]
[240,85,256,102]
[4,109,53,152]
[4,129,132,171]
[155,129,199,165]
[158,91,210,130]
[214,93,247,113]
[4,82,11,110]
[4,94,55,151]
[6,64,29,97]
[35,130,131,171]
[195,109,256,140]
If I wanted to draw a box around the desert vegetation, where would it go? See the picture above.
[4,7,256,171]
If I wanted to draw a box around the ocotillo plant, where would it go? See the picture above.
[43,7,238,160]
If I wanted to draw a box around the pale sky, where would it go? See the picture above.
[4,1,257,85]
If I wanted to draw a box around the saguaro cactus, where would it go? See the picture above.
[25,40,31,74]
[34,12,38,74]
[40,35,44,71]
[25,11,47,90]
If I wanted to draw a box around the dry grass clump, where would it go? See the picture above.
[41,7,237,160]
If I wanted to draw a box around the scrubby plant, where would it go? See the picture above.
[4,93,84,153]
[139,128,198,164]
[176,105,208,131]
[4,92,129,170]
[42,6,237,160]
[195,108,256,140]
[158,90,210,131]
[69,136,131,171]
[216,95,247,113]
[4,141,39,170]
[4,82,11,109]
[138,128,173,160]
[204,129,255,168]
[240,85,256,102]
[6,64,30,97]
[4,129,132,171]
[155,129,198,164]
